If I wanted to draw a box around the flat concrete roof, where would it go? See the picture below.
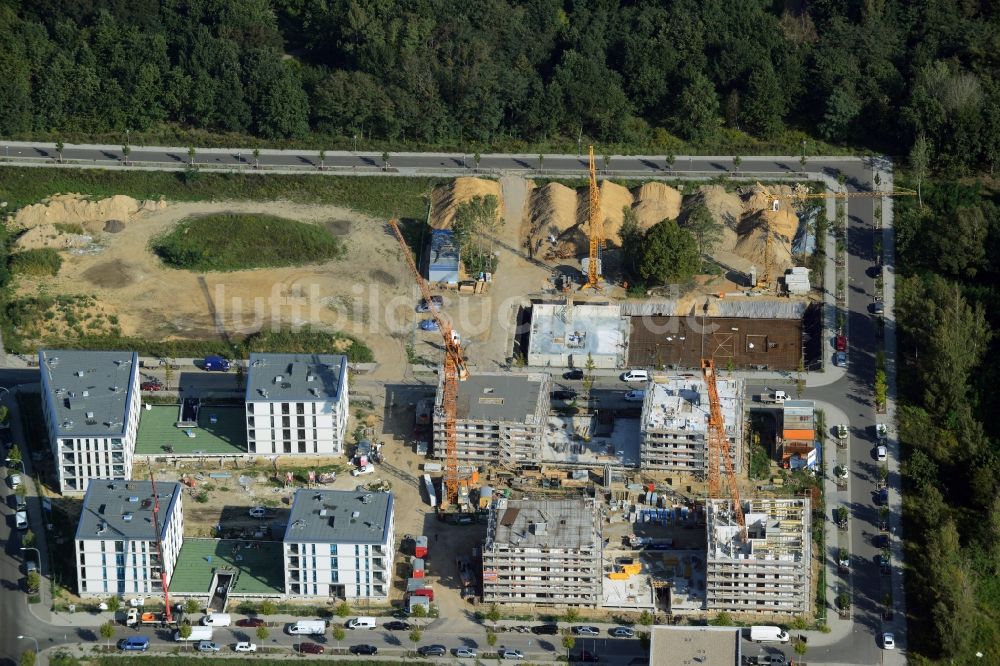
[76,479,182,541]
[135,405,248,455]
[487,497,598,551]
[170,539,284,595]
[528,302,627,359]
[245,353,346,403]
[708,498,809,562]
[643,376,741,437]
[648,625,741,666]
[284,490,392,545]
[452,373,546,423]
[40,350,138,438]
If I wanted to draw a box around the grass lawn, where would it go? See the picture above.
[170,539,284,595]
[152,213,344,272]
[135,405,247,456]
[0,167,437,220]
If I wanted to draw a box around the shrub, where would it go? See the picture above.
[9,248,63,276]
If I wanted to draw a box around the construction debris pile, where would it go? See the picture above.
[9,193,167,251]
[429,177,504,230]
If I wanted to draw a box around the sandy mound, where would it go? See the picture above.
[14,224,91,250]
[741,183,799,239]
[429,177,503,230]
[681,185,741,253]
[631,182,682,230]
[583,180,634,246]
[13,194,165,231]
[529,182,581,240]
[734,222,793,275]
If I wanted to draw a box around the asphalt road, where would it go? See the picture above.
[0,148,896,664]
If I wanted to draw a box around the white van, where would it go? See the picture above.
[287,620,326,635]
[201,613,232,627]
[621,370,649,382]
[749,625,790,643]
[346,616,377,630]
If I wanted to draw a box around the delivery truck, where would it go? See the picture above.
[175,626,213,642]
[749,626,790,643]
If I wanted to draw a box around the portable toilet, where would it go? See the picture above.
[415,535,428,558]
[412,558,425,579]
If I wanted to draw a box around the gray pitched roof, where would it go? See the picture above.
[283,490,392,545]
[245,353,347,403]
[40,350,138,438]
[76,479,182,541]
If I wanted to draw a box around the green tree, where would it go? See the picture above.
[252,148,260,169]
[335,601,351,617]
[742,62,785,138]
[331,625,344,649]
[100,620,115,648]
[473,152,481,171]
[909,134,931,207]
[26,571,40,593]
[7,443,21,465]
[683,203,724,256]
[486,631,497,647]
[256,625,269,642]
[318,149,326,171]
[732,155,741,173]
[793,637,808,656]
[583,353,596,399]
[163,361,174,391]
[619,207,644,279]
[452,194,502,275]
[676,69,720,143]
[0,405,7,424]
[22,529,35,548]
[408,628,422,654]
[178,622,192,644]
[183,598,199,614]
[121,145,131,166]
[412,602,428,627]
[710,611,733,626]
[187,146,196,165]
[637,610,653,626]
[562,633,576,658]
[564,607,580,623]
[55,141,64,163]
[381,152,390,171]
[665,153,675,171]
[874,369,888,410]
[638,219,700,285]
[258,600,276,616]
[485,604,501,625]
[19,650,35,666]
[537,154,544,171]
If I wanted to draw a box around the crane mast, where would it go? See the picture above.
[702,359,747,541]
[388,219,466,505]
[581,146,604,290]
[149,469,173,624]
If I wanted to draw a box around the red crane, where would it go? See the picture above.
[149,470,173,623]
[702,359,747,540]
[388,218,467,505]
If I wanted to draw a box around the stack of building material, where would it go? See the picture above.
[783,267,810,295]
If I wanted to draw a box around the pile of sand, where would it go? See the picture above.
[733,220,794,275]
[429,177,503,230]
[529,182,581,240]
[13,224,91,251]
[13,194,165,232]
[682,185,741,253]
[741,183,799,239]
[631,182,683,230]
[583,180,634,245]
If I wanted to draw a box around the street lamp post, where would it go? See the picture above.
[21,547,41,572]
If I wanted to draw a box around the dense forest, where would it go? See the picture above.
[895,183,1000,661]
[0,0,999,171]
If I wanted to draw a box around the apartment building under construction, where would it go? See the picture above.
[433,372,551,468]
[705,498,811,614]
[639,376,745,474]
[482,497,602,606]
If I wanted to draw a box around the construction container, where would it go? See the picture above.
[414,535,428,558]
[479,486,494,509]
[412,558,425,579]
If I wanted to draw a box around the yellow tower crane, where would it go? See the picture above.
[702,358,747,541]
[581,146,604,290]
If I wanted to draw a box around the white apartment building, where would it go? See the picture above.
[245,353,349,455]
[39,350,141,493]
[283,489,394,600]
[74,479,184,597]
[639,376,745,474]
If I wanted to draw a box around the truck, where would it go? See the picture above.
[175,626,213,642]
[202,355,231,372]
[757,390,787,405]
[748,626,790,644]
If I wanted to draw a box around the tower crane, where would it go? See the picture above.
[149,470,173,624]
[753,182,918,288]
[702,358,747,541]
[388,218,467,505]
[581,146,604,290]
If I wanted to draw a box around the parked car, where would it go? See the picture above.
[417,644,447,657]
[416,296,444,313]
[610,626,635,638]
[874,534,889,549]
[15,510,28,530]
[384,621,410,631]
[572,626,600,636]
[499,648,525,660]
[882,633,895,649]
[234,642,257,652]
[876,445,887,462]
[531,624,559,635]
[624,389,646,402]
[351,463,375,476]
[877,488,889,506]
[563,369,584,380]
[870,301,885,315]
[236,618,265,628]
[453,647,478,658]
[140,380,163,391]
[418,319,440,331]
[197,641,221,652]
[621,369,649,382]
[834,351,847,367]
[9,473,21,489]
[551,390,577,401]
[350,644,378,655]
[834,424,848,440]
[835,334,847,351]
[296,643,324,654]
[248,506,267,518]
[118,637,150,652]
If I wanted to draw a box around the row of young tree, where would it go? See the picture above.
[893,183,1000,659]
[2,1,1000,171]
